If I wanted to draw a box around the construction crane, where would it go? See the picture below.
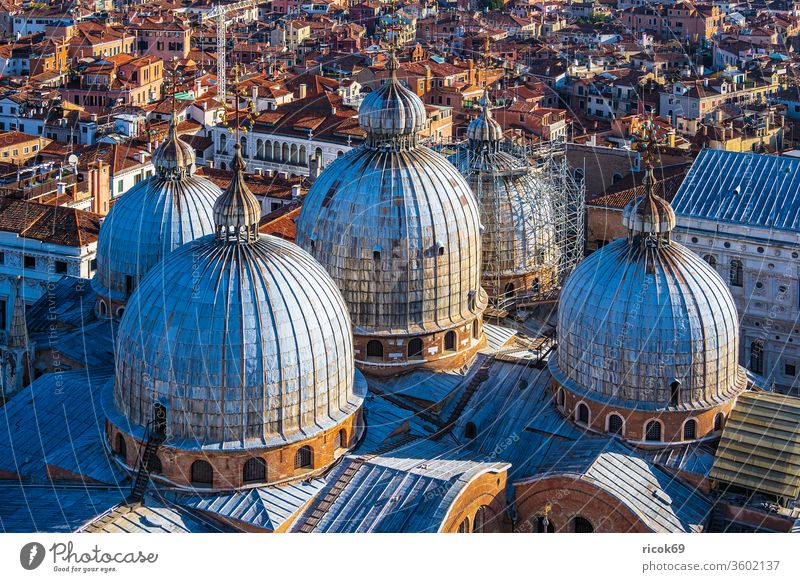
[207,0,257,104]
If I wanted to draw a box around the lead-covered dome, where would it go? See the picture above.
[450,94,559,306]
[92,122,222,311]
[111,145,364,450]
[296,49,485,373]
[552,171,745,409]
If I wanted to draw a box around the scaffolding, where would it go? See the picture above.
[438,137,585,313]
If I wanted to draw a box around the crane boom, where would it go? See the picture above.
[207,0,257,103]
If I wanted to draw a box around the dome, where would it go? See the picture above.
[296,49,486,372]
[92,172,222,306]
[358,51,427,146]
[553,185,745,410]
[450,97,559,305]
[113,233,364,448]
[152,118,196,177]
[112,135,364,450]
[296,135,484,336]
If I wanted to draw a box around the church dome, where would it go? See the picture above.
[111,144,364,455]
[450,94,559,306]
[295,49,485,373]
[92,124,222,312]
[552,176,745,413]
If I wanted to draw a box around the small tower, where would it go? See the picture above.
[0,277,33,401]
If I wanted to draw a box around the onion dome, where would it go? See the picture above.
[622,168,677,236]
[296,49,485,368]
[552,171,745,411]
[111,142,364,449]
[213,144,262,242]
[466,94,503,146]
[358,50,427,148]
[92,135,222,310]
[152,118,196,177]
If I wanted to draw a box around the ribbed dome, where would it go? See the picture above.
[213,144,261,242]
[466,95,503,145]
[92,174,222,304]
[152,119,196,177]
[358,51,427,147]
[463,154,559,286]
[113,234,365,448]
[296,144,485,335]
[622,169,676,235]
[553,233,745,410]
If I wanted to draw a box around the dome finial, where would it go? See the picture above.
[213,71,261,243]
[153,60,196,177]
[622,118,676,239]
[358,44,426,148]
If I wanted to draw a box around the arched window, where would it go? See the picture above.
[366,340,383,360]
[240,136,248,157]
[457,517,470,533]
[270,141,277,161]
[116,307,125,318]
[607,414,623,435]
[290,143,298,164]
[243,457,266,483]
[464,421,477,439]
[670,380,681,407]
[729,259,743,287]
[99,300,108,317]
[294,445,312,469]
[611,172,623,185]
[535,516,554,533]
[750,340,764,374]
[532,278,540,294]
[314,147,323,160]
[714,413,724,432]
[683,419,697,440]
[504,282,515,299]
[571,516,594,533]
[299,145,307,166]
[219,132,227,154]
[576,402,589,425]
[472,320,479,339]
[281,143,289,162]
[256,138,264,160]
[473,506,488,533]
[116,434,127,460]
[556,389,565,407]
[408,338,423,359]
[444,330,456,352]
[574,168,584,182]
[703,254,717,269]
[645,420,662,442]
[335,429,347,449]
[191,460,213,486]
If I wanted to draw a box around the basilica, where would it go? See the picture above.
[1,51,799,534]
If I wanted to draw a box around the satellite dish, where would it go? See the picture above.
[68,154,78,166]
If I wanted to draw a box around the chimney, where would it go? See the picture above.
[207,160,214,169]
[57,182,65,195]
[137,152,147,164]
[299,83,307,99]
[146,141,152,153]
[309,153,323,182]
[291,184,301,199]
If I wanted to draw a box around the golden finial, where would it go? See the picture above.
[636,115,661,170]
